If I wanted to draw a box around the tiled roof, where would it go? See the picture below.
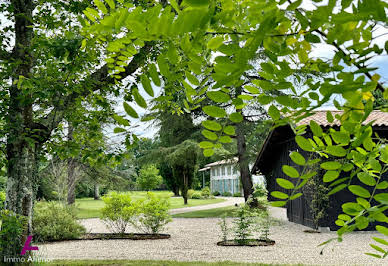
[296,110,388,127]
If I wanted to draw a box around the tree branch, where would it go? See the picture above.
[41,43,153,132]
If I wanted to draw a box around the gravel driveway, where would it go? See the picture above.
[38,207,387,265]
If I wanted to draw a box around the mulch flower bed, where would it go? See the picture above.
[81,233,171,240]
[217,239,275,247]
[39,233,171,243]
[303,229,321,233]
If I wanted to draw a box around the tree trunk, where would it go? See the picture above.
[172,184,180,196]
[2,0,37,257]
[67,124,77,205]
[236,120,259,208]
[94,184,100,200]
[182,172,188,205]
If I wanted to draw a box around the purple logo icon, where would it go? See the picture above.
[21,236,38,255]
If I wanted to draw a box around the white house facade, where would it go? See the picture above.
[203,158,265,195]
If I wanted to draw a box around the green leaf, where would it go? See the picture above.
[123,102,139,118]
[113,115,129,126]
[282,165,299,178]
[203,149,214,157]
[113,127,126,133]
[207,91,230,103]
[290,193,303,200]
[356,216,369,230]
[326,111,334,123]
[373,237,388,246]
[244,85,260,94]
[105,0,115,9]
[219,136,232,143]
[133,88,147,108]
[376,225,388,236]
[185,71,199,86]
[290,151,306,165]
[268,105,280,120]
[305,33,320,43]
[276,178,295,189]
[203,106,227,118]
[331,131,350,145]
[374,193,388,204]
[224,126,235,135]
[357,172,376,186]
[207,36,224,50]
[141,75,154,97]
[201,130,218,141]
[295,136,313,152]
[287,0,302,10]
[338,214,351,221]
[310,120,323,137]
[229,112,243,123]
[199,141,214,149]
[342,202,363,216]
[149,64,161,87]
[323,171,340,182]
[320,161,341,170]
[365,253,381,259]
[328,184,347,195]
[202,120,222,131]
[271,191,289,199]
[183,0,209,7]
[326,145,347,157]
[94,0,108,14]
[376,181,388,189]
[271,201,287,207]
[370,244,386,254]
[348,185,370,198]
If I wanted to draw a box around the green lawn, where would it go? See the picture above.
[45,260,300,266]
[75,191,224,219]
[172,206,238,218]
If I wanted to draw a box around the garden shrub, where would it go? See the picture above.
[222,191,232,197]
[232,204,255,244]
[0,210,27,257]
[213,191,220,196]
[233,192,241,197]
[201,186,211,198]
[0,191,5,210]
[218,214,229,242]
[187,189,195,199]
[191,192,202,199]
[252,184,268,198]
[33,202,86,242]
[135,192,171,234]
[101,192,139,234]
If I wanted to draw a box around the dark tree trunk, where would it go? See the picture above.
[234,87,259,208]
[173,186,180,197]
[236,121,256,205]
[2,0,37,257]
[94,184,100,200]
[182,172,188,205]
[67,124,77,205]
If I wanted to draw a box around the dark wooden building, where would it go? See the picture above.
[251,111,388,230]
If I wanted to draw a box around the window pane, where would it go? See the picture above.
[222,166,225,175]
[227,166,231,175]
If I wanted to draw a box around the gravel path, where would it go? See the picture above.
[38,207,386,265]
[170,196,245,214]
